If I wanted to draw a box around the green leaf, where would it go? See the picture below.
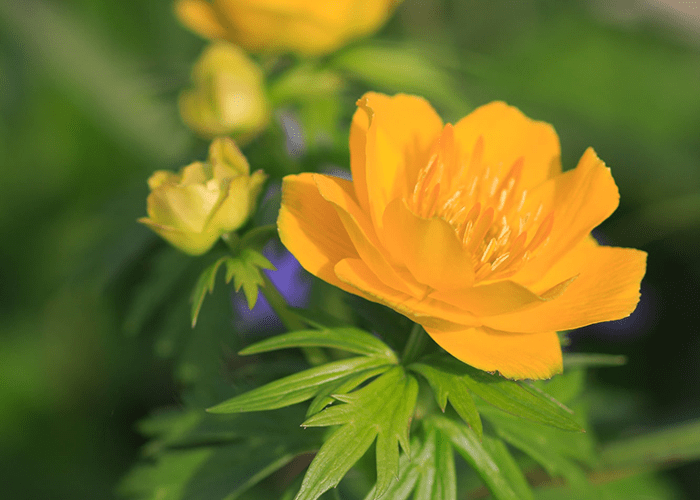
[225,247,276,310]
[240,327,397,362]
[431,416,520,500]
[190,256,230,328]
[562,353,627,369]
[600,418,700,469]
[420,356,584,432]
[482,406,595,494]
[306,366,391,417]
[413,426,457,500]
[208,356,394,414]
[362,428,457,500]
[481,435,534,500]
[409,362,483,439]
[296,367,419,500]
[330,42,471,117]
[120,408,323,500]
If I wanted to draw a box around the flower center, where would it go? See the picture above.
[407,125,553,282]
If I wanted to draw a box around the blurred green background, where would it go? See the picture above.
[1,0,699,498]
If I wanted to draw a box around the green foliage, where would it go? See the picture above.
[410,356,583,432]
[208,356,395,414]
[239,328,398,362]
[299,367,419,500]
[119,408,323,500]
[190,247,275,327]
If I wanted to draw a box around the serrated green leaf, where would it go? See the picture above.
[413,427,457,500]
[225,248,276,310]
[409,362,482,439]
[240,327,397,362]
[528,369,586,406]
[208,356,393,414]
[462,367,583,432]
[306,366,391,417]
[562,353,627,369]
[191,256,230,328]
[481,435,534,500]
[482,407,595,494]
[296,367,418,500]
[431,416,520,500]
[420,357,583,432]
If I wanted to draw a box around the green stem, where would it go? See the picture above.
[402,323,428,365]
[261,273,327,366]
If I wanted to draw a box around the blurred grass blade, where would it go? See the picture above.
[563,353,627,370]
[0,0,191,164]
[601,419,700,468]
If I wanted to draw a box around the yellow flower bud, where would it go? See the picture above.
[139,137,267,255]
[179,42,270,141]
[174,0,403,56]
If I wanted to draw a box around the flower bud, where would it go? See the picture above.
[175,0,403,56]
[139,137,266,255]
[179,42,269,141]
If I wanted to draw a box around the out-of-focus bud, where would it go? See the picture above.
[174,0,403,56]
[179,42,269,141]
[139,137,267,255]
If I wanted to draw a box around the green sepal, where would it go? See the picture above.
[239,327,397,362]
[296,367,419,500]
[207,356,394,414]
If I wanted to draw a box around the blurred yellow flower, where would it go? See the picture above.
[174,0,402,55]
[140,137,266,255]
[278,92,647,380]
[179,41,269,140]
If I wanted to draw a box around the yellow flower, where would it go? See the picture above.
[174,0,402,56]
[278,93,647,380]
[140,137,266,255]
[179,41,269,140]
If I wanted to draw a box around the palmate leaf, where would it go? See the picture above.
[362,428,456,500]
[418,356,584,432]
[207,356,395,414]
[409,362,483,439]
[297,367,419,500]
[239,327,397,362]
[190,248,276,327]
[480,405,596,494]
[431,416,521,500]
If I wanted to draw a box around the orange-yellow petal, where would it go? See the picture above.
[430,278,573,317]
[381,198,475,290]
[452,101,561,191]
[334,258,480,330]
[175,0,228,39]
[358,93,443,229]
[514,148,620,286]
[313,174,426,297]
[277,173,358,293]
[423,326,563,380]
[482,246,647,333]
